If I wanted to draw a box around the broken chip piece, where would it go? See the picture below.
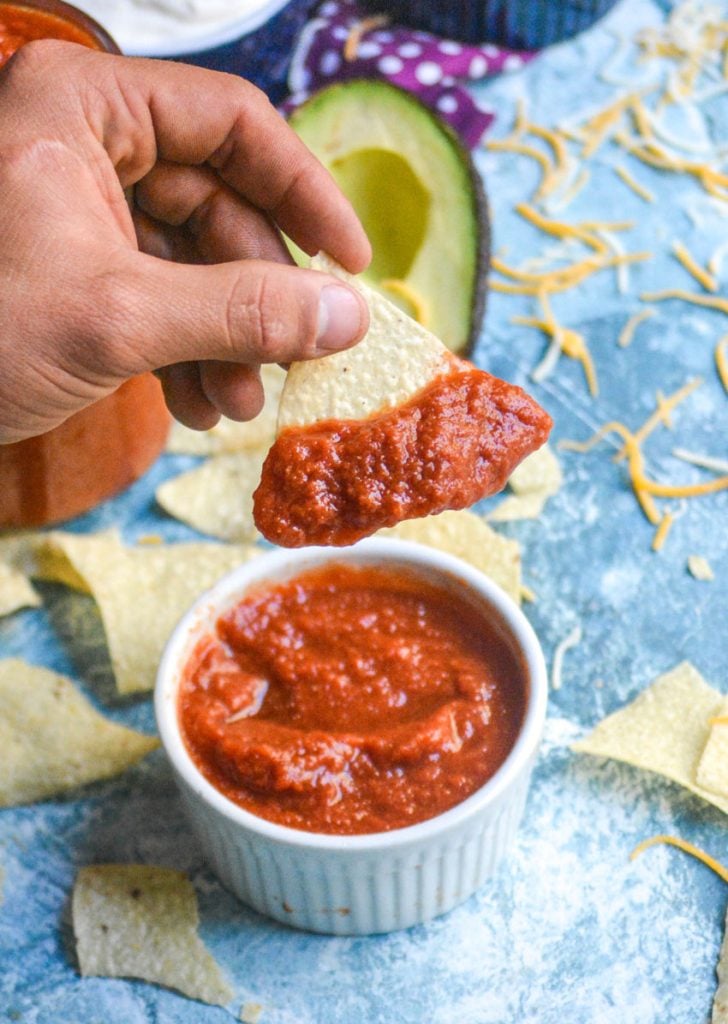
[697,699,728,798]
[0,658,158,806]
[253,255,552,547]
[73,864,233,1006]
[573,662,728,815]
[489,443,562,522]
[34,531,260,694]
[377,509,522,604]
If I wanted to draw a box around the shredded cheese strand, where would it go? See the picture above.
[626,377,703,455]
[716,336,728,393]
[551,625,582,691]
[618,308,656,347]
[671,241,718,291]
[514,315,598,396]
[524,122,572,199]
[673,447,728,474]
[343,15,389,61]
[709,716,728,726]
[630,835,728,884]
[641,289,728,315]
[491,252,651,296]
[485,138,553,203]
[379,279,429,327]
[651,512,674,551]
[615,164,656,202]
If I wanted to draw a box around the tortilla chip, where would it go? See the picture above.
[573,662,728,815]
[488,491,549,523]
[240,1003,264,1023]
[714,907,728,1024]
[0,658,158,806]
[277,253,451,431]
[73,865,233,1006]
[34,532,259,694]
[0,561,40,617]
[697,698,728,798]
[378,510,521,604]
[156,450,266,542]
[489,444,562,522]
[168,364,285,455]
[688,555,714,581]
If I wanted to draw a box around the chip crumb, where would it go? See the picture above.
[520,583,537,603]
[73,865,233,1007]
[688,555,714,581]
[240,1002,264,1023]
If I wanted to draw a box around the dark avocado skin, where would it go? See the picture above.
[289,81,491,358]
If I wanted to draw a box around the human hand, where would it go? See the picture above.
[0,42,371,443]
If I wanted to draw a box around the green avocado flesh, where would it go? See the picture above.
[289,80,489,354]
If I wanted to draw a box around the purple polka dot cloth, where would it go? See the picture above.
[285,0,535,148]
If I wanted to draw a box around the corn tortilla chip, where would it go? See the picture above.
[0,561,40,617]
[168,365,285,455]
[277,253,451,431]
[73,865,233,1006]
[697,698,728,799]
[34,532,259,694]
[377,510,521,604]
[714,907,728,1024]
[0,658,158,806]
[488,491,549,523]
[156,450,266,543]
[573,662,728,815]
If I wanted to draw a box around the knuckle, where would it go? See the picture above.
[226,267,305,363]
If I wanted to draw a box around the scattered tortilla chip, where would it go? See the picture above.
[714,907,728,1024]
[156,450,266,543]
[697,698,728,798]
[240,1003,264,1023]
[573,662,728,815]
[688,555,715,581]
[378,510,521,604]
[0,658,158,806]
[34,532,259,694]
[0,561,40,617]
[73,865,233,1006]
[277,253,451,431]
[489,444,562,522]
[168,365,285,455]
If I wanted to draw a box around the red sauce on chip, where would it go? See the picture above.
[178,563,527,835]
[253,366,553,547]
[0,4,101,64]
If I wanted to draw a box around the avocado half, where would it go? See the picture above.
[289,80,490,355]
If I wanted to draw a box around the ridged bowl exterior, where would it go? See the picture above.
[156,539,547,935]
[173,755,534,935]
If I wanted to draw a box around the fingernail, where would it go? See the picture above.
[317,284,366,352]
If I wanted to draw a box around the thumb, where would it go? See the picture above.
[103,254,369,376]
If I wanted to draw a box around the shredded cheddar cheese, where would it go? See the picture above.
[651,512,674,551]
[618,308,656,347]
[485,138,553,203]
[716,336,728,393]
[343,15,389,61]
[379,278,430,327]
[630,835,728,884]
[514,315,598,395]
[551,625,582,691]
[615,164,656,202]
[671,241,718,291]
[641,289,728,316]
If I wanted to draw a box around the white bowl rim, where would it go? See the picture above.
[155,538,548,854]
[110,0,292,57]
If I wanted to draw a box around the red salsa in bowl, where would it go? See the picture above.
[178,562,527,836]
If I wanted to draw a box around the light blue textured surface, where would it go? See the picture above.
[2,2,728,1021]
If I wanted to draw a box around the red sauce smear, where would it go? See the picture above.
[178,564,526,836]
[0,4,100,65]
[253,365,552,547]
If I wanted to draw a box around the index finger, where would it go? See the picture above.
[75,48,371,272]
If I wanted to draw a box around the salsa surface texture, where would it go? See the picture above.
[178,564,526,835]
[0,4,100,63]
[253,366,553,547]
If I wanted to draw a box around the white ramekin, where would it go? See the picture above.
[155,538,547,936]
